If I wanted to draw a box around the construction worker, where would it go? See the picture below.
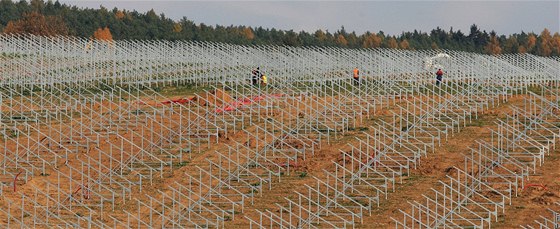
[436,68,443,86]
[353,67,359,86]
[251,68,256,85]
[261,74,268,87]
[251,67,261,86]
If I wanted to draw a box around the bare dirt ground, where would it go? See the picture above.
[495,147,560,228]
[360,112,501,228]
[1,89,559,228]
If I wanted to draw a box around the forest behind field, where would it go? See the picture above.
[1,0,559,56]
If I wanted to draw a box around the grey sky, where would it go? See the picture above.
[60,1,560,36]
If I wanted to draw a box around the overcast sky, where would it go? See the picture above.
[60,0,559,36]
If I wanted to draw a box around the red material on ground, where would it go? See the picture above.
[161,97,194,105]
[14,171,22,192]
[524,184,547,190]
[72,186,82,196]
[216,94,281,113]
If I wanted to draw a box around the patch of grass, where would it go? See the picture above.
[5,129,19,138]
[498,215,506,223]
[401,125,413,132]
[298,171,308,178]
[353,199,370,207]
[31,85,42,92]
[11,116,27,120]
[151,86,162,92]
[466,119,485,127]
[175,161,188,167]
[131,109,145,115]
[98,83,113,92]
[527,85,543,95]
[405,175,422,182]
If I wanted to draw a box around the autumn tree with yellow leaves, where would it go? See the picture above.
[114,10,125,20]
[3,11,68,36]
[93,27,113,41]
[362,33,382,48]
[552,32,560,56]
[537,28,552,56]
[526,34,537,52]
[399,40,410,49]
[386,37,398,49]
[484,33,502,55]
[173,23,183,33]
[241,27,254,40]
[336,34,348,46]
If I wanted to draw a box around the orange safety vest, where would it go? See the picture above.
[353,68,359,78]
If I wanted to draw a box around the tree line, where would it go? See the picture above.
[1,0,559,56]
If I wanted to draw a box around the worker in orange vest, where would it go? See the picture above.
[353,67,360,86]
